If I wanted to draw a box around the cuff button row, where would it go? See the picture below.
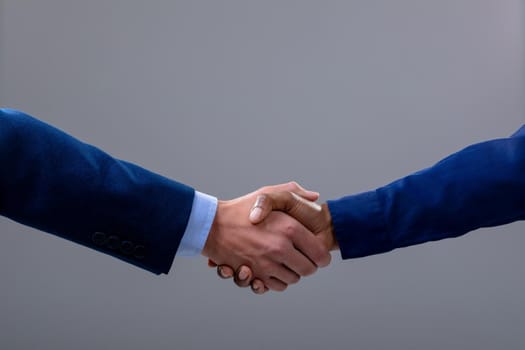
[92,232,146,260]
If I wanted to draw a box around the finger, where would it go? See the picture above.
[264,181,320,201]
[251,279,268,295]
[217,265,234,279]
[249,194,270,224]
[290,226,332,269]
[282,181,320,201]
[208,259,218,268]
[265,277,288,292]
[233,265,253,287]
[280,247,318,277]
[249,191,321,226]
[251,195,331,268]
[270,264,301,286]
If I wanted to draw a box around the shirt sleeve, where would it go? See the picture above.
[327,125,525,259]
[176,191,218,256]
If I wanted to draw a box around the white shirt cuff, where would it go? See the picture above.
[176,191,218,256]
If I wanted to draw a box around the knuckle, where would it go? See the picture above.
[301,264,317,277]
[289,274,300,285]
[283,222,299,239]
[311,246,331,268]
[288,181,299,190]
[269,239,288,257]
[317,250,332,268]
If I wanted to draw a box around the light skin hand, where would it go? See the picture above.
[203,182,331,292]
[216,191,337,294]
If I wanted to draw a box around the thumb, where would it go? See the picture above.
[259,181,320,202]
[249,192,322,231]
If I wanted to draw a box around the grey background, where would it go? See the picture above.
[1,1,525,349]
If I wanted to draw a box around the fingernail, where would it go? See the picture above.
[254,195,266,208]
[218,266,225,276]
[239,269,248,280]
[249,207,262,222]
[291,192,322,211]
[308,201,322,211]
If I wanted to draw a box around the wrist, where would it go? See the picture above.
[202,200,226,258]
[320,203,337,251]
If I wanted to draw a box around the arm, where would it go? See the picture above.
[219,126,525,293]
[203,185,330,291]
[0,109,330,285]
[0,108,195,274]
[329,129,525,259]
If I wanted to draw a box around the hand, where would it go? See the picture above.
[251,192,336,250]
[203,182,331,292]
[215,190,337,294]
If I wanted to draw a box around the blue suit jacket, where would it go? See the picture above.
[2,108,524,272]
[328,125,525,259]
[0,108,195,274]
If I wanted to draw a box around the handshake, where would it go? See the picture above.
[201,182,337,295]
[2,109,519,290]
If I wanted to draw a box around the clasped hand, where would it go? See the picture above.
[201,182,337,294]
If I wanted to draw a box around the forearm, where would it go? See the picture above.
[328,131,525,259]
[0,109,195,274]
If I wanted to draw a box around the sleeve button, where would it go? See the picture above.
[92,232,107,246]
[120,241,134,255]
[133,245,146,259]
[106,235,121,250]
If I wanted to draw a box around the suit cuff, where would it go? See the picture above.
[177,191,218,256]
[327,190,390,259]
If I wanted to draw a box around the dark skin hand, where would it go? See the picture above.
[210,191,338,294]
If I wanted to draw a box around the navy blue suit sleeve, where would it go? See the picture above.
[0,108,195,274]
[327,126,525,259]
